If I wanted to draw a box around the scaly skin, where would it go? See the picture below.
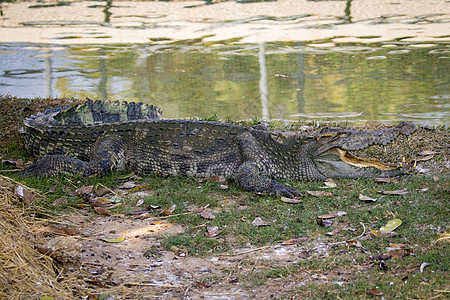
[22,100,417,197]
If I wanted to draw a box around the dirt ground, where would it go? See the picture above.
[50,213,335,299]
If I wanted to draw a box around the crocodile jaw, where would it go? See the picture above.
[314,148,404,179]
[335,148,398,171]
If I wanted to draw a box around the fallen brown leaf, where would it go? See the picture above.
[210,176,226,183]
[52,197,68,206]
[119,181,136,189]
[359,194,377,202]
[15,184,35,207]
[280,197,303,204]
[378,189,408,195]
[94,207,111,216]
[200,211,216,220]
[307,190,334,197]
[75,185,94,196]
[374,176,400,183]
[367,288,383,296]
[206,226,222,237]
[161,204,176,216]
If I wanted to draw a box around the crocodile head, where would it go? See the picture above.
[310,121,417,179]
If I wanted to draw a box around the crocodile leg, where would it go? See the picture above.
[234,161,303,197]
[233,132,303,197]
[22,135,126,177]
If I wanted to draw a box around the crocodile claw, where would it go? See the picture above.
[273,182,303,198]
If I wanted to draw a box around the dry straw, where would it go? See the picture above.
[0,175,75,299]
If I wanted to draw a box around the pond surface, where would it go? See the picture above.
[0,0,449,125]
[1,42,448,125]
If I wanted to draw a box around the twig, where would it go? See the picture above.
[0,169,21,173]
[124,282,184,288]
[314,222,367,249]
[432,236,449,245]
[219,245,272,256]
[97,182,121,199]
[32,227,94,240]
[356,222,366,239]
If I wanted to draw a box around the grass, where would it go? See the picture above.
[8,170,447,298]
[0,95,448,299]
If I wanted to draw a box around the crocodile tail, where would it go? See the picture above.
[53,99,164,125]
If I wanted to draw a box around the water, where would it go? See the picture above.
[1,41,448,125]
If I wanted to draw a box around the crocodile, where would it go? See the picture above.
[22,100,417,197]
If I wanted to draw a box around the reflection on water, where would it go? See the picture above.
[0,42,448,125]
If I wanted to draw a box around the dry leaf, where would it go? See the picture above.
[94,207,111,216]
[379,219,402,233]
[370,254,392,261]
[170,246,187,257]
[41,225,80,236]
[389,243,407,248]
[194,281,210,289]
[387,248,413,260]
[317,218,333,227]
[346,240,362,248]
[378,189,408,195]
[200,211,216,220]
[367,288,383,296]
[94,186,110,196]
[75,185,93,196]
[317,212,346,220]
[307,190,334,197]
[420,262,430,273]
[374,176,400,183]
[414,155,434,162]
[135,212,152,219]
[161,204,176,216]
[252,217,270,226]
[187,205,205,213]
[128,185,152,193]
[210,176,226,183]
[90,197,111,208]
[130,208,150,215]
[102,233,126,243]
[15,159,25,169]
[370,231,398,238]
[206,226,222,237]
[136,199,144,206]
[119,181,136,189]
[52,197,68,206]
[418,150,436,156]
[15,184,35,206]
[323,179,337,188]
[298,251,311,259]
[326,227,343,236]
[280,197,303,204]
[359,194,377,202]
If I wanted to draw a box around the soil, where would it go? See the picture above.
[55,213,334,299]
